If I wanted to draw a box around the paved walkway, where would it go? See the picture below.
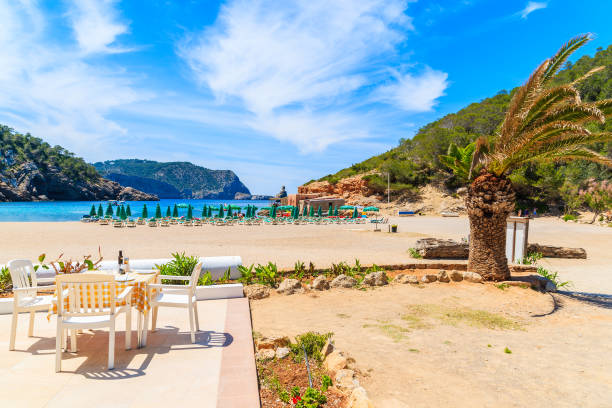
[0,298,259,407]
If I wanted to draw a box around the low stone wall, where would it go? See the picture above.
[526,244,587,259]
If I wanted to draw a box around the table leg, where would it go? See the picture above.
[137,311,142,348]
[142,310,149,347]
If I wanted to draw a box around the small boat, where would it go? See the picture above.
[177,203,189,208]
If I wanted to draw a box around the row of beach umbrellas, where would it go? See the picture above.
[89,203,379,220]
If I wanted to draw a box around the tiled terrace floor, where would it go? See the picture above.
[0,298,259,407]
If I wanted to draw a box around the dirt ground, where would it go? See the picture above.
[251,282,612,408]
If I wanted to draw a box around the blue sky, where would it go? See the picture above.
[0,0,610,195]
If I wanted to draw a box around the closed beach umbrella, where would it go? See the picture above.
[120,205,127,220]
[126,204,132,217]
[172,204,179,218]
[317,206,322,217]
[97,204,104,217]
[252,206,258,217]
[271,206,277,218]
[218,204,224,218]
[89,204,96,217]
[155,203,162,219]
[187,205,193,220]
[245,205,250,218]
[328,204,333,217]
[166,206,171,217]
[334,206,338,216]
[309,205,314,217]
[293,207,299,219]
[302,205,307,216]
[106,203,114,217]
[202,205,207,218]
[352,207,358,218]
[142,204,148,218]
[227,206,233,218]
[208,206,213,217]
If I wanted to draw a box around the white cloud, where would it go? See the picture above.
[375,68,448,112]
[520,1,547,19]
[180,0,447,152]
[66,0,129,54]
[0,0,148,152]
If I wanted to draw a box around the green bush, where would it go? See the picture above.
[289,332,333,363]
[254,262,280,288]
[320,375,332,393]
[537,266,571,289]
[562,214,578,222]
[237,264,255,285]
[519,252,543,265]
[0,266,11,292]
[156,252,200,285]
[295,387,327,408]
[408,248,423,259]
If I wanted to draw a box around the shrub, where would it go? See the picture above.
[537,266,571,289]
[254,262,280,288]
[156,252,199,285]
[295,387,327,408]
[519,252,543,265]
[562,214,578,222]
[408,248,423,259]
[293,260,306,280]
[0,266,11,292]
[289,332,333,363]
[320,375,332,393]
[237,264,255,285]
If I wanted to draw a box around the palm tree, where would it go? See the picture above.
[439,139,488,183]
[465,34,612,281]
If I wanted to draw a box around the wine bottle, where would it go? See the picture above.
[118,250,124,274]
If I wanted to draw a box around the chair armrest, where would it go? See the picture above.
[13,287,37,294]
[158,275,191,281]
[37,277,56,284]
[116,286,134,303]
[148,284,193,292]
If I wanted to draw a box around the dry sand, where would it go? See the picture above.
[0,215,610,293]
[1,216,611,406]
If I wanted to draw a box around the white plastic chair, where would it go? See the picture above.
[147,262,202,344]
[55,274,133,372]
[8,260,54,351]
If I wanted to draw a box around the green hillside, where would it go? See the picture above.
[308,45,612,208]
[94,159,251,199]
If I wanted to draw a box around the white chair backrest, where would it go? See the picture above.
[189,262,204,289]
[8,259,37,289]
[56,274,115,317]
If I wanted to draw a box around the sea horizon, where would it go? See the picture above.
[0,199,271,222]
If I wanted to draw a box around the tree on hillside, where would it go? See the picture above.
[461,34,612,280]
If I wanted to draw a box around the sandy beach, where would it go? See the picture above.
[1,216,611,294]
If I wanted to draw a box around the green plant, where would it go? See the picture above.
[254,262,280,288]
[562,213,578,222]
[308,262,316,276]
[580,179,612,223]
[289,332,333,362]
[537,266,571,288]
[291,386,301,398]
[237,264,255,285]
[294,387,327,408]
[293,260,306,280]
[519,252,543,265]
[408,248,423,259]
[320,375,332,393]
[156,252,199,285]
[199,271,213,286]
[495,283,510,290]
[504,347,512,354]
[0,266,11,292]
[366,264,383,273]
[216,267,231,284]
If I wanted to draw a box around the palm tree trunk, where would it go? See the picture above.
[466,172,516,281]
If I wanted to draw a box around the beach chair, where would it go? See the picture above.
[99,218,109,225]
[147,262,203,344]
[136,218,145,225]
[160,220,170,227]
[148,219,158,227]
[7,260,54,350]
[112,220,124,228]
[126,219,136,228]
[55,274,133,371]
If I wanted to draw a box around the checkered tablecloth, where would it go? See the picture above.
[48,271,159,318]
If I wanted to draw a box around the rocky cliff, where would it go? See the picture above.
[0,161,157,202]
[298,174,379,205]
[0,125,156,202]
[94,159,252,199]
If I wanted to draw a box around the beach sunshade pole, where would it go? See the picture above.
[142,204,148,219]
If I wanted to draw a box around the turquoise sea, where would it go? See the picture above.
[0,199,270,222]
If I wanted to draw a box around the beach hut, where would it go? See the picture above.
[126,205,132,217]
[89,205,96,217]
[142,204,148,219]
[166,206,172,217]
[172,204,179,218]
[187,205,193,220]
[97,204,104,218]
[106,203,114,217]
[155,203,162,219]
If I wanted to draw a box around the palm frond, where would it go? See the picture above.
[547,148,612,167]
[542,34,593,83]
[519,86,581,132]
[570,66,605,87]
[468,136,489,180]
[594,99,612,117]
[535,104,605,127]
